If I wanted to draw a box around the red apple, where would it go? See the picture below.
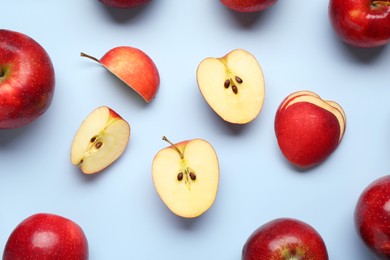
[3,213,88,260]
[220,0,277,12]
[0,29,55,129]
[98,0,151,8]
[242,218,329,260]
[81,46,160,103]
[355,175,390,259]
[274,90,346,168]
[329,0,390,48]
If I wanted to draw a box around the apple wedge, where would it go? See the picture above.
[81,46,160,103]
[152,136,220,218]
[196,49,265,124]
[71,106,130,174]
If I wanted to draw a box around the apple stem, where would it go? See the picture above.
[372,0,390,6]
[80,52,100,63]
[162,136,184,159]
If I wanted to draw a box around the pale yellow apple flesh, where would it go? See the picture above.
[152,137,220,218]
[196,49,265,124]
[71,106,130,174]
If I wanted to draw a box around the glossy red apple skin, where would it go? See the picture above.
[275,101,341,168]
[0,29,55,129]
[355,175,390,259]
[98,0,151,8]
[3,213,89,260]
[242,218,328,260]
[329,0,390,48]
[220,0,277,12]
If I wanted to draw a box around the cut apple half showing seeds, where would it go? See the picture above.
[196,48,265,124]
[152,136,220,218]
[71,106,130,174]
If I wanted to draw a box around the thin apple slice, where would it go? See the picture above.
[71,106,130,174]
[196,49,265,124]
[152,137,220,218]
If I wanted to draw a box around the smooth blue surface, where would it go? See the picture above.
[1,1,389,259]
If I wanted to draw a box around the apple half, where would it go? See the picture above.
[81,46,160,103]
[71,106,130,174]
[196,49,265,124]
[152,137,220,218]
[274,90,346,168]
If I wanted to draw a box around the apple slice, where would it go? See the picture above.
[81,46,160,103]
[152,136,220,218]
[275,90,346,168]
[71,106,130,174]
[196,49,265,124]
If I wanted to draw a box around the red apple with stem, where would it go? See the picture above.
[220,0,278,12]
[242,218,329,260]
[329,0,390,48]
[3,213,89,260]
[0,29,55,129]
[355,175,390,259]
[81,46,160,103]
[98,0,151,8]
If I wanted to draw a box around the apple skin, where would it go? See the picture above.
[221,0,277,12]
[0,29,55,129]
[3,213,88,260]
[329,0,390,48]
[242,218,329,260]
[274,91,346,168]
[355,175,390,259]
[98,0,151,8]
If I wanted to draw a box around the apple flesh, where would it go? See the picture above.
[0,29,55,129]
[81,46,160,103]
[329,0,390,48]
[98,0,151,8]
[355,175,390,259]
[242,218,329,260]
[220,0,277,12]
[196,49,265,124]
[3,213,88,260]
[274,90,346,168]
[71,106,130,174]
[152,136,220,218]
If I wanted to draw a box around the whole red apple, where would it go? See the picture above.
[355,175,390,259]
[274,91,346,168]
[220,0,277,12]
[0,29,55,129]
[242,218,329,260]
[329,0,390,48]
[98,0,151,8]
[3,213,89,260]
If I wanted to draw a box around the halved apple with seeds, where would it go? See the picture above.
[196,49,265,124]
[275,90,346,168]
[71,106,130,174]
[152,136,220,218]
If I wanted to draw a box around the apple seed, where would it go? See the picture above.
[95,142,103,149]
[177,172,184,181]
[232,85,238,94]
[235,76,243,84]
[189,172,196,181]
[224,79,230,88]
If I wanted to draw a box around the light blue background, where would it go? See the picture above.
[1,1,390,259]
